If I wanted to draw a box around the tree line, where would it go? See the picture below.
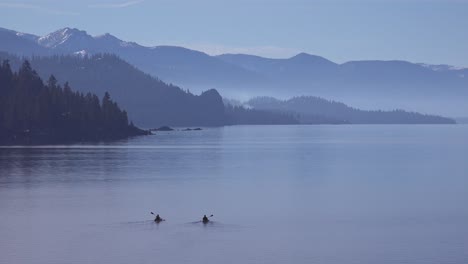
[248,96,456,124]
[0,60,147,144]
[224,104,299,125]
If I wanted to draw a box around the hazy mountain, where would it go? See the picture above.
[1,26,467,116]
[0,27,263,93]
[219,54,468,116]
[0,52,226,127]
[218,53,339,80]
[247,96,455,124]
[0,52,297,127]
[0,27,48,56]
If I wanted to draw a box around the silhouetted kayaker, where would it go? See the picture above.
[202,214,213,223]
[202,215,209,223]
[155,214,162,222]
[151,212,164,223]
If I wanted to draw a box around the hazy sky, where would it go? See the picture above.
[1,0,467,66]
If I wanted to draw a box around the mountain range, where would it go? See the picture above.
[0,27,262,89]
[0,26,464,119]
[1,27,467,117]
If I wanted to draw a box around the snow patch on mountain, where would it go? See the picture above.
[15,32,39,42]
[73,50,89,57]
[419,63,467,72]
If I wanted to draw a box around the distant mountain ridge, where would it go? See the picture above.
[1,26,467,117]
[0,27,263,89]
[247,96,455,124]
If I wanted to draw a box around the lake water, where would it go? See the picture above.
[1,125,467,264]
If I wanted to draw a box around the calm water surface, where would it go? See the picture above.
[1,125,467,264]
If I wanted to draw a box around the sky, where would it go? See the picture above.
[0,0,467,66]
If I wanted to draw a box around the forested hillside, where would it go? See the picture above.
[0,60,148,144]
[0,52,226,127]
[224,104,299,125]
[248,96,455,124]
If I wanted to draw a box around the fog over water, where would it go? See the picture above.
[1,125,467,264]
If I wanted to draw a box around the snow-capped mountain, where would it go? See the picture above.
[36,27,139,53]
[0,27,259,88]
[0,27,143,56]
[37,28,91,49]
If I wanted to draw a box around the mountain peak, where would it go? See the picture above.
[290,52,325,61]
[293,52,312,57]
[38,27,92,48]
[289,52,337,66]
[53,27,89,37]
[95,32,119,40]
[94,33,141,48]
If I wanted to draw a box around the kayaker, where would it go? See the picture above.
[155,214,163,222]
[151,212,164,222]
[202,215,209,223]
